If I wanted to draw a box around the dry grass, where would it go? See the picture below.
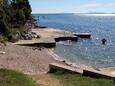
[33,74,63,86]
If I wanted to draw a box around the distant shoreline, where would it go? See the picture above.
[32,13,115,15]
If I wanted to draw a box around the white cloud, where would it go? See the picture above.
[74,2,115,13]
[32,8,65,13]
[84,3,100,8]
[79,2,115,9]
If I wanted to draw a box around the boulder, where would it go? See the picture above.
[20,31,40,40]
[21,32,32,40]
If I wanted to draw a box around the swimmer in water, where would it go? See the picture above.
[101,38,107,45]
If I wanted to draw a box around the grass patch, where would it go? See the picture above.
[51,72,115,86]
[0,69,37,86]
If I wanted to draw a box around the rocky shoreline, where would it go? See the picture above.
[0,27,92,75]
[0,27,115,77]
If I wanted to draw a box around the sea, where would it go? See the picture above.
[33,13,115,68]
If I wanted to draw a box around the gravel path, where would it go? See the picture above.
[0,43,56,75]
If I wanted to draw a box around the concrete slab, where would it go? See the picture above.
[83,69,115,79]
[14,28,78,47]
[49,62,83,74]
[74,33,91,38]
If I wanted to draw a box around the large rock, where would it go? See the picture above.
[31,32,40,39]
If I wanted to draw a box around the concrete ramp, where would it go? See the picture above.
[49,62,115,81]
[83,69,115,79]
[49,63,83,74]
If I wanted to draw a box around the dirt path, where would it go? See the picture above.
[33,74,63,86]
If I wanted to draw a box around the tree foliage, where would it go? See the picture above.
[0,0,32,38]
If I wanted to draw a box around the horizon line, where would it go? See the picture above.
[32,12,115,14]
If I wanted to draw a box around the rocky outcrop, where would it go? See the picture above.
[20,32,40,40]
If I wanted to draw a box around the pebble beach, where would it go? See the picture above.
[0,28,115,76]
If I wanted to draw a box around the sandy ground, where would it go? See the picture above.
[0,43,56,75]
[32,28,72,38]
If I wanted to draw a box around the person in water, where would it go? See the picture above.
[101,38,107,45]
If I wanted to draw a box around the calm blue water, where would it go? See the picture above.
[33,14,115,68]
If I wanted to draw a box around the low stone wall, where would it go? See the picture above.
[35,42,56,48]
[18,42,56,48]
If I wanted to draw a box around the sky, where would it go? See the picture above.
[29,0,115,13]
